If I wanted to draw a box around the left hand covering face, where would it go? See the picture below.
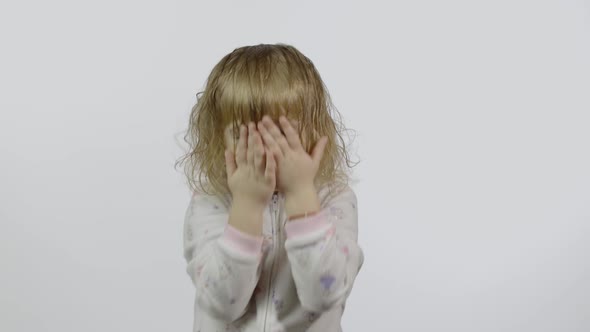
[257,115,328,194]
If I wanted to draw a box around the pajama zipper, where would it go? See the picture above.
[263,192,279,331]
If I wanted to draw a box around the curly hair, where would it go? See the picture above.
[175,43,359,206]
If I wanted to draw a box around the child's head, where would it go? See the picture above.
[177,43,358,201]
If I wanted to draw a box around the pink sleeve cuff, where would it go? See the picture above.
[222,224,264,255]
[285,208,331,238]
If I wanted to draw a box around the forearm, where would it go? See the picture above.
[193,200,265,321]
[193,242,262,321]
[285,228,364,312]
[283,185,364,312]
[184,193,265,322]
[191,197,266,320]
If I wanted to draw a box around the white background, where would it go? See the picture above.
[1,0,589,331]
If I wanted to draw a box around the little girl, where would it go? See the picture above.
[177,43,364,332]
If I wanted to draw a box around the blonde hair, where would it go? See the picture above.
[175,43,359,206]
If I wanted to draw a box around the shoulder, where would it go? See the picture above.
[188,191,231,213]
[319,183,357,208]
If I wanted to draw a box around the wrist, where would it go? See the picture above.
[229,197,265,236]
[285,184,321,221]
[232,196,266,213]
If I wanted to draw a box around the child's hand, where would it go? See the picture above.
[225,122,277,207]
[257,115,328,195]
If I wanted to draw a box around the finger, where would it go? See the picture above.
[225,149,236,177]
[264,146,276,182]
[279,116,303,151]
[235,124,247,166]
[257,120,283,163]
[290,119,311,143]
[248,122,258,168]
[254,132,265,173]
[289,118,319,137]
[262,115,290,155]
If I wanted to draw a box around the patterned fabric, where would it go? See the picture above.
[182,185,364,331]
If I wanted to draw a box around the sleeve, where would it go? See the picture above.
[182,192,265,322]
[283,185,365,313]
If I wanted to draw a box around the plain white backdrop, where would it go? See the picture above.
[1,0,589,331]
